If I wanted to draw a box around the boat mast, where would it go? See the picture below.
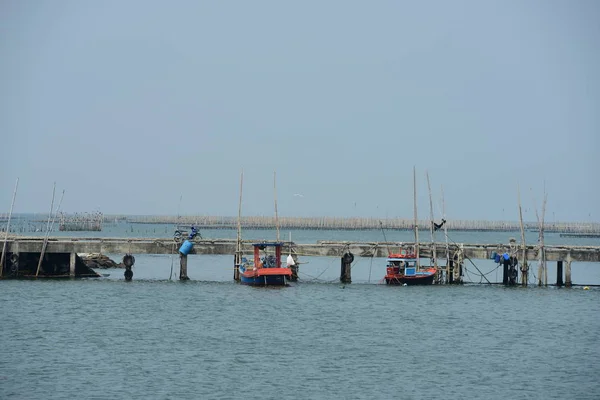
[427,171,436,270]
[235,171,244,269]
[413,166,420,267]
[274,171,280,242]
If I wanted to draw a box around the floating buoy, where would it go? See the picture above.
[583,286,590,290]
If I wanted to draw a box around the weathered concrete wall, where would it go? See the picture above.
[4,237,600,263]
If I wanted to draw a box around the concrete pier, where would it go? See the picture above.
[3,237,599,262]
[2,237,599,283]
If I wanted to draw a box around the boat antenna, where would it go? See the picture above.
[0,177,19,278]
[379,220,391,255]
[413,166,420,267]
[274,171,280,242]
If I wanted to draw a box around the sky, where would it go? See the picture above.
[1,0,598,222]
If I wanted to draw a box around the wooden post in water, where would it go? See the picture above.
[69,252,76,277]
[234,171,243,282]
[180,254,189,280]
[556,261,564,287]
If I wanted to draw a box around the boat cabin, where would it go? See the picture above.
[386,257,418,276]
[253,242,283,269]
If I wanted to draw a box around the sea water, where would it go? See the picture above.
[1,226,599,399]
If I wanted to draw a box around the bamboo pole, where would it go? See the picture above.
[36,187,65,277]
[517,185,527,286]
[534,188,548,286]
[426,171,437,270]
[441,185,450,284]
[0,178,19,278]
[234,171,244,281]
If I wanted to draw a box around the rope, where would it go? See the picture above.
[446,234,491,284]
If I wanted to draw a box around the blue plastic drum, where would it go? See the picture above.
[179,240,194,255]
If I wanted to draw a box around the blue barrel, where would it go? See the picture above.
[490,251,497,260]
[503,253,510,261]
[494,254,501,263]
[179,240,194,255]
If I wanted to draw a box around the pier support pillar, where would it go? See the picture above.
[340,252,353,284]
[565,260,572,287]
[180,254,189,281]
[556,261,564,287]
[69,252,76,277]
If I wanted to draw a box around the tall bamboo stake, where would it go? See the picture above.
[426,171,437,269]
[0,178,19,278]
[235,171,244,267]
[36,186,65,277]
[534,187,548,286]
[441,185,450,283]
[274,171,280,242]
[517,185,527,286]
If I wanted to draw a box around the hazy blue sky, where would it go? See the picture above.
[1,0,598,222]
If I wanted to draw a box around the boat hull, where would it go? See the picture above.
[239,267,292,287]
[240,274,288,286]
[385,270,436,286]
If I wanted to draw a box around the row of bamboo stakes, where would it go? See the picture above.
[91,214,600,233]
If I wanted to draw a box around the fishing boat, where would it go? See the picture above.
[234,171,293,286]
[238,242,292,286]
[384,248,436,285]
[383,167,437,286]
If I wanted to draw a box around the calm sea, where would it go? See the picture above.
[1,225,599,399]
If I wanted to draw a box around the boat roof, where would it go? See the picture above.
[252,242,284,247]
[387,257,417,262]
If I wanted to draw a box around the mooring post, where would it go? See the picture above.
[556,261,564,287]
[69,252,76,278]
[180,253,189,280]
[565,259,572,287]
[289,248,299,282]
[340,252,353,284]
[233,255,240,281]
[502,257,509,285]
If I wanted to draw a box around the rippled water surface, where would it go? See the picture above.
[1,278,599,399]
